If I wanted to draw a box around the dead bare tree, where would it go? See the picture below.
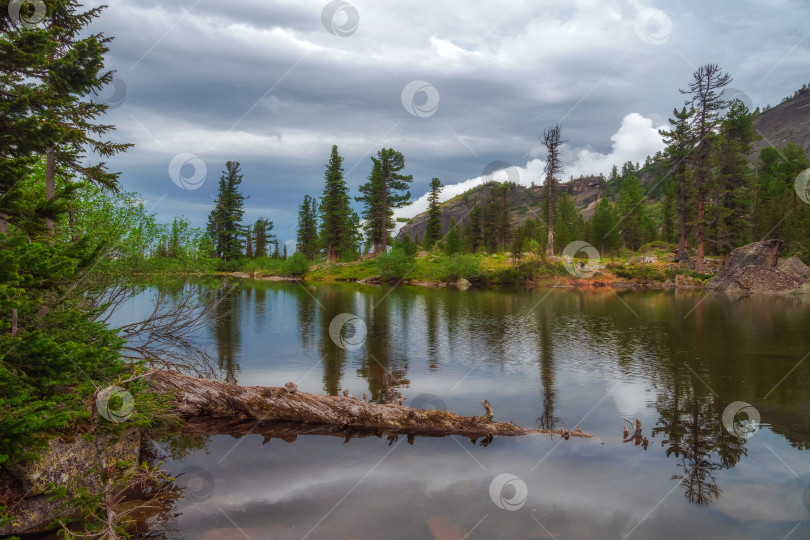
[542,124,567,256]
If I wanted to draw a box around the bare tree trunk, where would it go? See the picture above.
[696,172,705,272]
[45,147,56,233]
[147,370,592,440]
[0,216,7,234]
[11,308,18,337]
[677,182,688,262]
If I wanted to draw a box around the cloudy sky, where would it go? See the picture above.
[86,0,809,248]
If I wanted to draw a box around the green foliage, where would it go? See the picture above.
[464,198,484,253]
[319,146,353,262]
[443,218,462,255]
[297,195,320,261]
[252,218,276,259]
[282,252,310,276]
[589,197,621,254]
[553,192,585,252]
[357,148,413,252]
[398,233,419,257]
[375,248,414,281]
[430,254,482,282]
[207,161,247,262]
[424,178,443,249]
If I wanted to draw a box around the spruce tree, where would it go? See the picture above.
[319,145,352,263]
[553,193,584,251]
[296,195,319,260]
[356,148,413,253]
[0,1,131,233]
[424,177,443,249]
[660,107,697,261]
[711,99,758,253]
[464,197,483,253]
[206,161,247,262]
[444,218,462,255]
[589,197,621,254]
[253,218,276,258]
[618,175,647,250]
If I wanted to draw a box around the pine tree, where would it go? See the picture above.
[681,63,732,271]
[283,244,288,260]
[510,227,525,267]
[0,2,131,234]
[296,195,319,261]
[553,193,584,251]
[253,218,276,258]
[464,197,484,253]
[206,161,247,262]
[318,145,352,263]
[245,227,254,258]
[444,218,462,255]
[618,175,647,251]
[589,197,620,254]
[356,148,413,253]
[660,107,697,261]
[424,178,443,249]
[710,99,758,253]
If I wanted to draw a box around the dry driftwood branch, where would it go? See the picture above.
[147,370,592,441]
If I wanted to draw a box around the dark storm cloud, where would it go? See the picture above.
[82,0,810,237]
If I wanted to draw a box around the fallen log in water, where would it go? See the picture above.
[147,370,592,441]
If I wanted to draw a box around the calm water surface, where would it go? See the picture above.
[141,281,810,539]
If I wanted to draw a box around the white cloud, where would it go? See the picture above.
[396,112,665,223]
[566,112,667,178]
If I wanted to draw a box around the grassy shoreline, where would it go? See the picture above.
[226,249,716,290]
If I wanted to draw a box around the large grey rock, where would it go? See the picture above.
[778,256,809,280]
[0,428,141,536]
[706,240,806,292]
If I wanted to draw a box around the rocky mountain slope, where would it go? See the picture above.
[398,87,810,242]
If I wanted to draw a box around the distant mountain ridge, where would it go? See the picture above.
[398,88,810,242]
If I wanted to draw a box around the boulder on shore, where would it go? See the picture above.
[777,256,810,280]
[705,240,807,293]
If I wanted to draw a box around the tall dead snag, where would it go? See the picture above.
[680,63,731,273]
[147,370,591,441]
[542,124,567,256]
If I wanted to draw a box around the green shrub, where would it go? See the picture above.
[282,252,310,276]
[376,248,414,281]
[398,234,419,257]
[431,255,482,282]
[244,256,285,273]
